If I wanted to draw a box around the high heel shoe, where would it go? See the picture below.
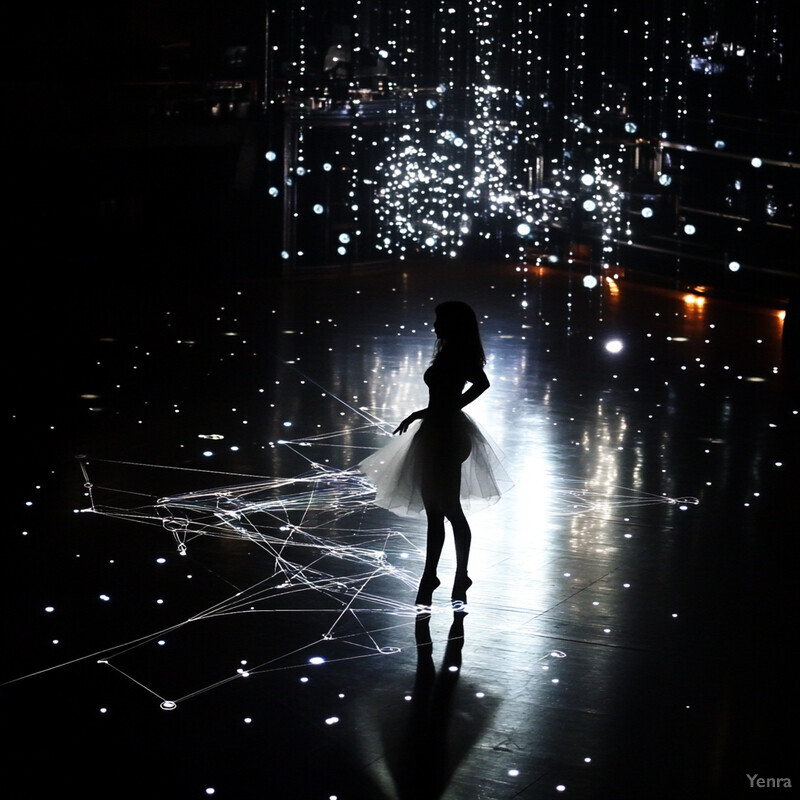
[415,574,440,607]
[451,574,473,608]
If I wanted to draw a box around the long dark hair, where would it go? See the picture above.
[433,301,486,369]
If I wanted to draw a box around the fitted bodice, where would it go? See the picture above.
[423,358,471,413]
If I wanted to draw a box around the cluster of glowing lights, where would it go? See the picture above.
[265,0,791,274]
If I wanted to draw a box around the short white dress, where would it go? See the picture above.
[357,358,513,518]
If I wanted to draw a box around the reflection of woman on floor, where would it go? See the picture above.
[358,301,510,609]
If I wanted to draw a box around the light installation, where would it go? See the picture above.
[264,0,794,279]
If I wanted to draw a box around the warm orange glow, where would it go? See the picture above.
[683,293,706,307]
[605,277,620,295]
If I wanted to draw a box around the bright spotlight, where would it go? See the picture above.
[605,339,624,354]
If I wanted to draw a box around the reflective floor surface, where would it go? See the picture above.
[6,254,798,799]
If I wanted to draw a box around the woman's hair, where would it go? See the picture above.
[433,301,486,368]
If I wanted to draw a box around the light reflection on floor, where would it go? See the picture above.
[6,261,797,799]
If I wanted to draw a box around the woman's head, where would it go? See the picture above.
[433,301,486,366]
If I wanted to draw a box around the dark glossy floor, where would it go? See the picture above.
[6,238,798,798]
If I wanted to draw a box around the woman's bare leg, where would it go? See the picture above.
[416,508,445,606]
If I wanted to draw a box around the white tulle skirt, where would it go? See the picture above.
[356,412,513,518]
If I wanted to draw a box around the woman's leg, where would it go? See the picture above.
[417,504,445,606]
[441,461,472,604]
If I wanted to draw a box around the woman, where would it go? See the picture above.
[358,301,510,609]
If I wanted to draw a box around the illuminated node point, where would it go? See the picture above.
[45,606,55,613]
[309,657,326,665]
[339,233,351,244]
[508,769,520,777]
[728,260,741,272]
[582,275,598,289]
[516,222,531,236]
[313,204,324,214]
[605,339,624,354]
[658,174,672,186]
[556,785,566,792]
[99,594,110,601]
[265,151,277,161]
[281,251,290,260]
[582,199,596,212]
[580,173,594,186]
[641,206,653,218]
[268,186,279,197]
[624,121,637,133]
[160,700,177,711]
[751,157,763,168]
[205,789,215,797]
[325,716,339,725]
[714,140,726,149]
[683,223,696,235]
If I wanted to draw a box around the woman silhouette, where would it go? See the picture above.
[358,301,511,609]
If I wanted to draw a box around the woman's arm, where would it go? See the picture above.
[393,408,427,434]
[458,370,490,409]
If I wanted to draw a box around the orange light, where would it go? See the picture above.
[683,293,706,307]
